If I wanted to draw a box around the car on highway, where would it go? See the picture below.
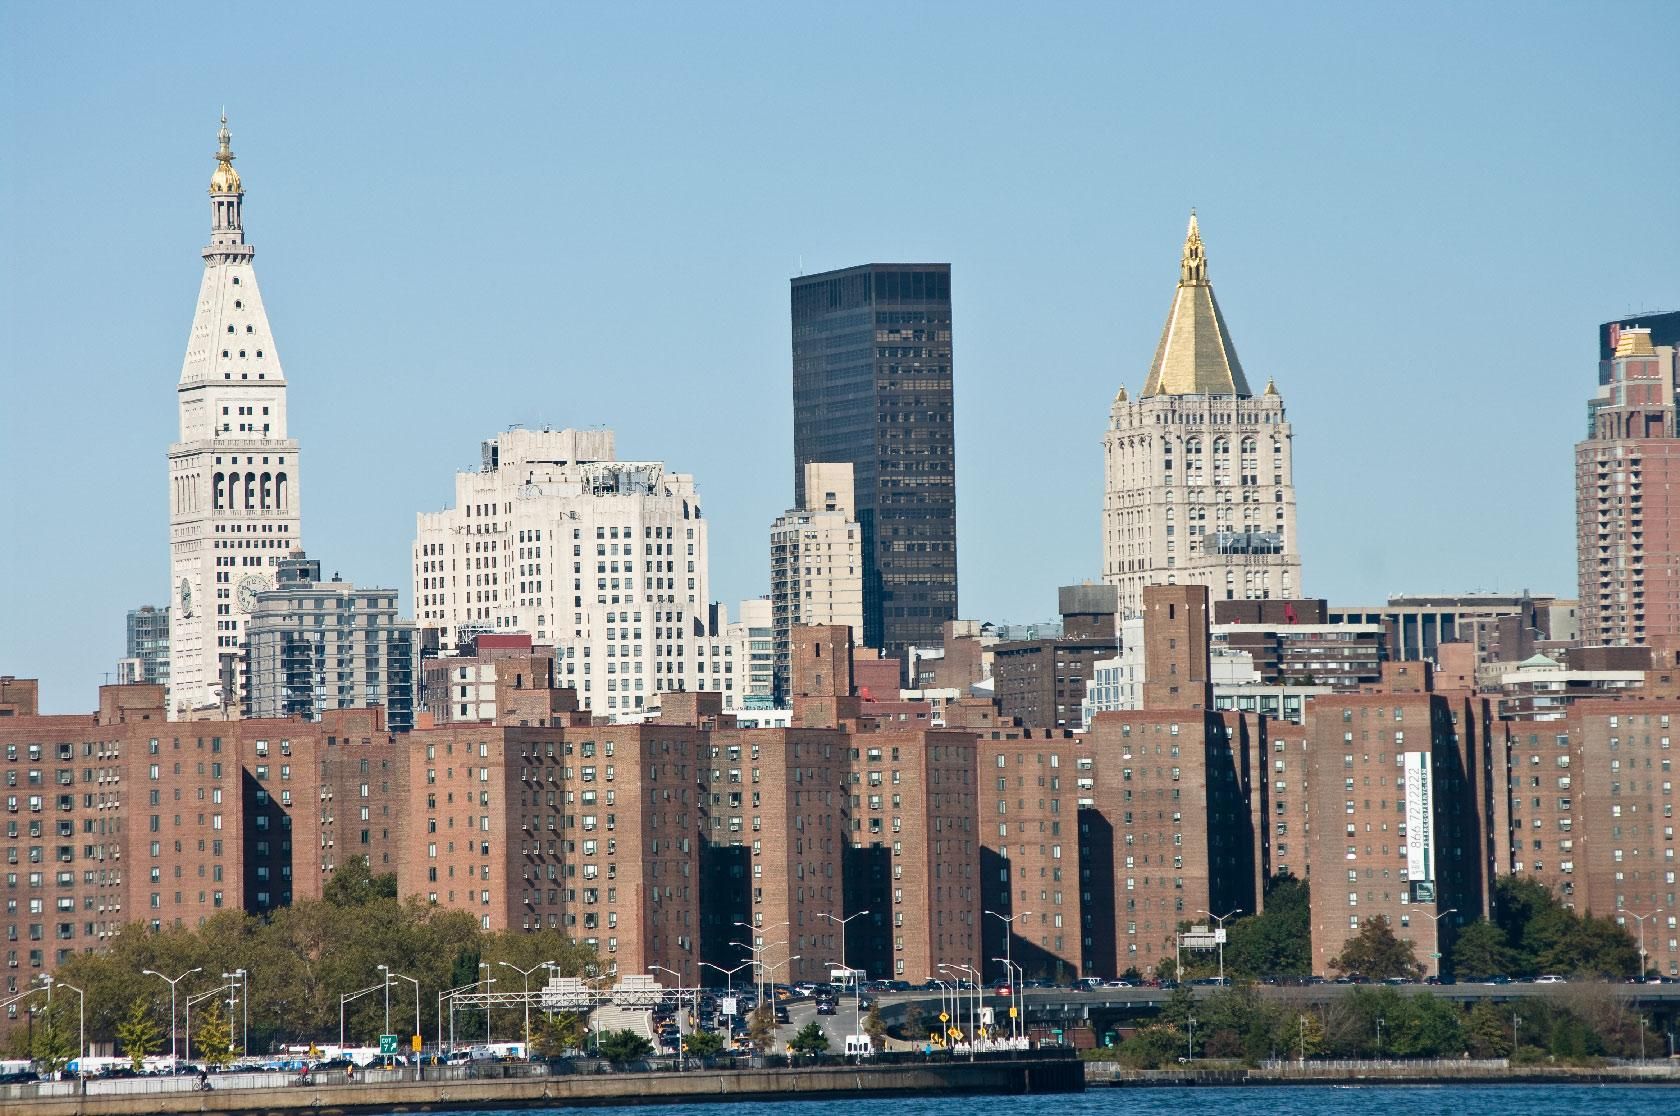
[816,999,838,1015]
[1534,974,1568,984]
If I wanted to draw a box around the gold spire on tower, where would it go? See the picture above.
[209,113,242,195]
[1179,209,1208,284]
[1141,211,1251,398]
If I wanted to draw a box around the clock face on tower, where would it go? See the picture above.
[179,577,193,619]
[237,574,267,614]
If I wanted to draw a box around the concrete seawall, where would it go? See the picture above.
[11,1058,1083,1116]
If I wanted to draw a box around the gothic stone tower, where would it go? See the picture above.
[167,116,302,716]
[1102,214,1300,618]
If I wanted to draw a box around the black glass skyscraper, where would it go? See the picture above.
[791,263,957,666]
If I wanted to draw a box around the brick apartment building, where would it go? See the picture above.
[1085,586,1261,977]
[1507,697,1680,974]
[398,667,702,982]
[1302,664,1503,978]
[950,698,1096,983]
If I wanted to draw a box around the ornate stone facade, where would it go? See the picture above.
[167,117,303,716]
[1102,215,1300,617]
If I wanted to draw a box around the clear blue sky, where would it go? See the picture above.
[3,3,1677,711]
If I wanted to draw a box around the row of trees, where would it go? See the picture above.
[1169,875,1641,983]
[4,862,601,1065]
[1102,980,1666,1067]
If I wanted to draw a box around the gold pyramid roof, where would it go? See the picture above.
[1141,213,1251,398]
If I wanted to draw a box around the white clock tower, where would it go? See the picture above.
[167,116,302,717]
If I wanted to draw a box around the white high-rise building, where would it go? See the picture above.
[413,428,710,717]
[1102,213,1300,617]
[168,116,302,716]
[769,462,864,703]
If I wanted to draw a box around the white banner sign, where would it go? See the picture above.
[1404,751,1433,883]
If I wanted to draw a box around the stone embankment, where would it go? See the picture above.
[9,1056,1083,1116]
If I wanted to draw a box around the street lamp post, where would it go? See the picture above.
[820,910,870,1050]
[1186,1016,1197,1062]
[985,909,1031,1041]
[376,965,392,1054]
[1198,908,1242,984]
[498,960,554,1055]
[939,963,981,1060]
[992,958,1024,1045]
[184,985,222,1066]
[385,971,419,1077]
[1511,1013,1522,1058]
[220,969,248,1059]
[730,936,788,1025]
[142,967,202,1068]
[1376,1017,1384,1058]
[341,981,385,1049]
[734,921,790,1004]
[699,961,753,1047]
[649,965,686,1070]
[1418,908,1458,978]
[928,978,953,1049]
[439,978,489,1057]
[1618,907,1664,979]
[40,976,84,1084]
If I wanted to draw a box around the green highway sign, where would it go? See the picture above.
[379,1034,398,1055]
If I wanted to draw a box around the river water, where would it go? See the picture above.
[443,1084,1677,1116]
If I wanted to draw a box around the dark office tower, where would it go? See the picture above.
[791,264,957,666]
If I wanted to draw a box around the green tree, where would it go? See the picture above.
[1224,874,1312,979]
[789,1021,829,1056]
[1329,915,1422,980]
[114,997,163,1071]
[1115,1023,1183,1069]
[531,1012,587,1058]
[864,1001,886,1050]
[596,1028,653,1064]
[1288,1012,1324,1060]
[31,1001,75,1077]
[1464,1000,1511,1057]
[683,1030,725,1058]
[1451,919,1514,979]
[1488,876,1639,980]
[195,1001,238,1069]
[322,858,398,906]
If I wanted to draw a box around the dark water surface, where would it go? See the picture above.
[431,1084,1678,1116]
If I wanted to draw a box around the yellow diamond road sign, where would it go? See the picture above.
[939,1012,949,1023]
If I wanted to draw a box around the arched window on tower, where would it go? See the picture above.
[276,472,288,511]
[212,472,225,510]
[260,472,273,510]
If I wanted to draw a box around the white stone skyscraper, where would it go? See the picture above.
[167,116,302,716]
[769,462,864,703]
[1102,214,1300,617]
[413,428,710,718]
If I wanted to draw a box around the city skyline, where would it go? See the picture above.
[4,4,1679,709]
